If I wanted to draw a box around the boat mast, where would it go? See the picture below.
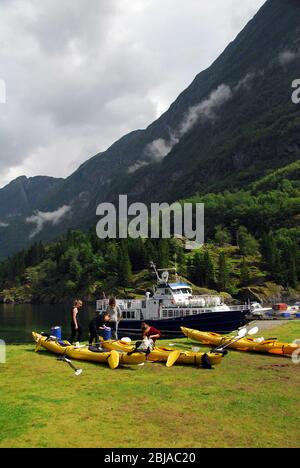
[150,260,178,283]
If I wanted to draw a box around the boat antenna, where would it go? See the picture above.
[150,261,160,282]
[174,253,178,281]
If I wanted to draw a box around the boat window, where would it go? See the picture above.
[165,289,169,294]
[175,310,181,317]
[168,310,173,318]
[122,311,136,319]
[142,301,146,308]
[162,310,168,318]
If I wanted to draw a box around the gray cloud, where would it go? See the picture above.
[0,0,265,187]
[145,73,256,161]
[145,84,233,161]
[26,205,72,238]
[128,160,150,174]
[278,48,300,66]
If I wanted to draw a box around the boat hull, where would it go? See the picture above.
[117,310,249,338]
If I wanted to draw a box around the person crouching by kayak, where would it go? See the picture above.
[69,299,83,345]
[106,297,122,339]
[88,312,111,347]
[127,323,161,356]
[141,322,161,343]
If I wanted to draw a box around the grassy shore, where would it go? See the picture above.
[1,321,300,448]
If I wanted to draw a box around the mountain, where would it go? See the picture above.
[0,175,63,219]
[1,0,300,258]
[0,176,63,256]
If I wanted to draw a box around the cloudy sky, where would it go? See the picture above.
[0,0,265,188]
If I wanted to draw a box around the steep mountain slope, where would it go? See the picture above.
[0,176,63,219]
[0,176,64,256]
[1,0,300,258]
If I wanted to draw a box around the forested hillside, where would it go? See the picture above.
[1,0,300,258]
[1,161,300,304]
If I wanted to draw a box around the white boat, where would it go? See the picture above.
[247,302,273,319]
[96,262,250,337]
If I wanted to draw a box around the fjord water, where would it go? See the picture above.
[0,303,97,344]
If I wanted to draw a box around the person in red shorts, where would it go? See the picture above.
[141,322,161,343]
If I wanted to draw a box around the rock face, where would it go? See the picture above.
[1,0,300,258]
[239,283,300,305]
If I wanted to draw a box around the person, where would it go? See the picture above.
[106,297,122,339]
[88,312,111,346]
[141,322,161,343]
[69,299,83,344]
[127,322,161,356]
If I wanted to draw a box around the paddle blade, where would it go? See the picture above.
[166,350,181,368]
[75,369,83,376]
[248,326,259,336]
[237,327,248,338]
[35,339,42,353]
[108,350,120,369]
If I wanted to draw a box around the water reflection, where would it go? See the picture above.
[0,303,96,344]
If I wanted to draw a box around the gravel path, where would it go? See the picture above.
[247,319,297,331]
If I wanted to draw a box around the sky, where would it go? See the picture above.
[0,0,265,188]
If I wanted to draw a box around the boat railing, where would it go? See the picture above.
[96,299,143,311]
[229,305,249,311]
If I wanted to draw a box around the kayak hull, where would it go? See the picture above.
[181,327,298,356]
[101,340,223,366]
[32,332,146,366]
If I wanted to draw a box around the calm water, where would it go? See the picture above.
[0,303,97,344]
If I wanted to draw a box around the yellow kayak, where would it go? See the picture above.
[101,339,223,367]
[32,332,146,367]
[32,332,71,355]
[181,327,298,356]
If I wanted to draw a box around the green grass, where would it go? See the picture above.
[1,322,300,448]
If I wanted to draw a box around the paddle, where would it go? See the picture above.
[213,326,259,354]
[57,356,83,376]
[107,350,120,369]
[35,338,43,353]
[166,350,181,368]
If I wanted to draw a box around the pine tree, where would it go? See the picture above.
[240,257,250,287]
[261,233,283,283]
[192,252,204,286]
[117,242,132,286]
[203,250,216,288]
[157,239,170,268]
[128,238,147,271]
[105,240,119,274]
[238,226,259,256]
[218,252,230,291]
